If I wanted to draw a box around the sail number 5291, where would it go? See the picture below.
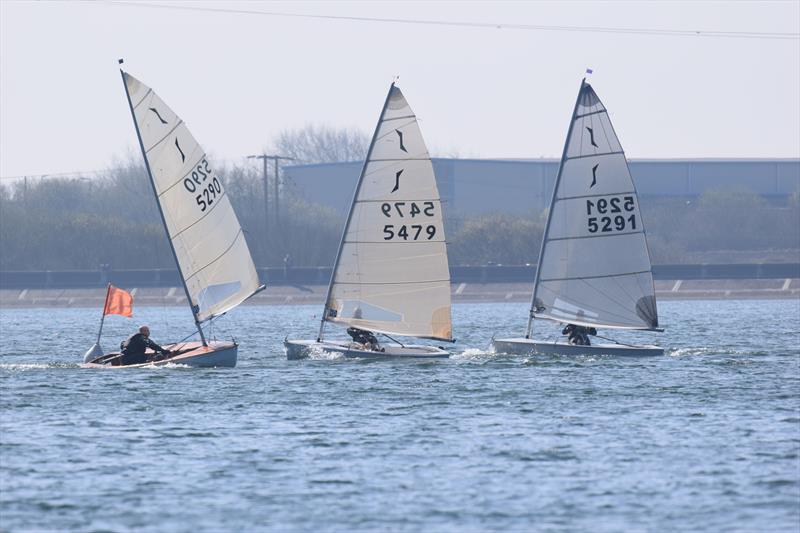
[586,195,636,234]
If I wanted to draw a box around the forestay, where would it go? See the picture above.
[530,81,658,331]
[123,73,261,322]
[323,85,452,340]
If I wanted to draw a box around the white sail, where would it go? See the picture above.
[323,85,452,340]
[123,72,261,322]
[530,81,658,331]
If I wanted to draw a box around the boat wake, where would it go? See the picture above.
[667,346,767,358]
[451,348,495,360]
[143,362,192,369]
[0,362,80,371]
[306,346,346,360]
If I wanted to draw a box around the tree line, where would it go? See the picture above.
[1,126,797,270]
[2,168,797,271]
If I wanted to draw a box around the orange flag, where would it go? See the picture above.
[103,284,133,317]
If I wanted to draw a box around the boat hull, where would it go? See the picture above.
[284,339,450,360]
[82,341,238,368]
[492,337,663,357]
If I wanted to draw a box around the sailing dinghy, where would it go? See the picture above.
[83,65,264,368]
[492,79,663,357]
[284,84,453,359]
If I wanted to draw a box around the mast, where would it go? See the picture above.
[525,79,586,339]
[95,283,112,344]
[317,83,396,342]
[119,63,207,345]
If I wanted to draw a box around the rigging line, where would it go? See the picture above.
[103,1,800,40]
[609,269,640,308]
[0,169,107,180]
[633,268,652,307]
[577,277,639,320]
[540,275,638,322]
[594,334,640,347]
[544,280,630,322]
[545,230,644,243]
[539,269,651,282]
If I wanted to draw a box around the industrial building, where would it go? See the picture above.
[283,158,800,216]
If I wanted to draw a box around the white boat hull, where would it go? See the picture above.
[284,339,450,360]
[492,337,663,357]
[82,341,238,368]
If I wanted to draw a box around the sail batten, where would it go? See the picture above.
[529,81,658,332]
[123,72,261,323]
[321,85,452,341]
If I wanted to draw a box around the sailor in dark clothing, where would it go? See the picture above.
[562,324,597,346]
[120,325,170,365]
[346,327,382,351]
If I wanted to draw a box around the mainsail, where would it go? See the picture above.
[528,80,659,331]
[122,72,261,323]
[322,84,452,341]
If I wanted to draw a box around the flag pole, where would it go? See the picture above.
[96,283,111,344]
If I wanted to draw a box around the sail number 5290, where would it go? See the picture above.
[586,195,637,234]
[183,158,222,213]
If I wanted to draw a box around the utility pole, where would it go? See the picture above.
[247,154,294,260]
[247,155,270,261]
[271,155,294,229]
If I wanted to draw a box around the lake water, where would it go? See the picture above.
[1,300,798,532]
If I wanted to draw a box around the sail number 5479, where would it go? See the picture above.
[586,195,637,234]
[381,201,437,240]
[381,201,435,218]
[383,225,436,240]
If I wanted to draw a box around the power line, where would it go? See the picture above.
[0,169,108,181]
[104,1,799,41]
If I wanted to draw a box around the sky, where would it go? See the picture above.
[1,0,798,180]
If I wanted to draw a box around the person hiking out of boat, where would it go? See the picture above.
[346,327,383,352]
[120,325,170,365]
[562,324,597,346]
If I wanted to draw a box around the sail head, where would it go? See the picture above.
[533,82,658,330]
[123,72,261,322]
[324,86,452,340]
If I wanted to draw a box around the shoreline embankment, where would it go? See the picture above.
[2,278,798,309]
[1,264,797,308]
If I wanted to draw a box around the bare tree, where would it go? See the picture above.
[270,124,368,164]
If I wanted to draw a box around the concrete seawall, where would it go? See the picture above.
[2,263,799,290]
[2,278,797,309]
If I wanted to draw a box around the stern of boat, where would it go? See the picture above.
[493,337,663,357]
